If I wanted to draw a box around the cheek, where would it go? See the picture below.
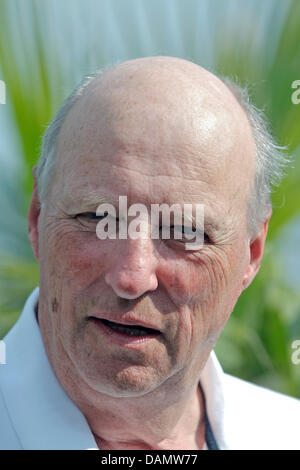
[197,249,247,336]
[38,229,116,356]
[159,248,246,341]
[158,251,230,306]
[39,230,113,338]
[41,227,112,290]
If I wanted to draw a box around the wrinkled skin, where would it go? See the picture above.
[28,57,270,449]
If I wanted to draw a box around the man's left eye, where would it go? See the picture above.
[170,225,210,243]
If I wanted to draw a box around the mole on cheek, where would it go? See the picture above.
[51,297,59,312]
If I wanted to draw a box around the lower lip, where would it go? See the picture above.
[88,317,161,349]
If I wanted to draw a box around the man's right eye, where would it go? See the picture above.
[75,212,108,220]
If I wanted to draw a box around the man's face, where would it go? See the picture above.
[34,61,257,398]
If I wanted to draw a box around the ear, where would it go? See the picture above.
[242,211,272,291]
[28,166,41,261]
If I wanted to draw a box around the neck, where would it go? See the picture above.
[76,381,206,450]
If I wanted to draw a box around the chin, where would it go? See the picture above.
[81,362,166,398]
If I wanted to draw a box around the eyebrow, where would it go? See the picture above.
[62,191,112,214]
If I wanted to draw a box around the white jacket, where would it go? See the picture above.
[0,287,299,450]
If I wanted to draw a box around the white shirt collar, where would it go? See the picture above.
[2,287,229,450]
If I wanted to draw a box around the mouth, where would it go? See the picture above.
[89,317,162,338]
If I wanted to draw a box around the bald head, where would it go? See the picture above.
[36,56,286,236]
[63,56,255,167]
[57,56,255,211]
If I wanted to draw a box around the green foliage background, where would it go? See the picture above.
[0,0,299,397]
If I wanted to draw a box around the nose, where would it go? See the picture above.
[104,238,158,300]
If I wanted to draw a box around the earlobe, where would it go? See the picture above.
[28,167,41,261]
[242,213,271,291]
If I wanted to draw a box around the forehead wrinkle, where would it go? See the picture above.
[79,190,109,206]
[61,154,213,187]
[58,157,224,215]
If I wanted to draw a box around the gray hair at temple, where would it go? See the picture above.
[35,68,289,239]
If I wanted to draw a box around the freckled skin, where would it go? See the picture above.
[28,57,270,450]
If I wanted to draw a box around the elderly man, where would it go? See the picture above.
[0,56,299,450]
